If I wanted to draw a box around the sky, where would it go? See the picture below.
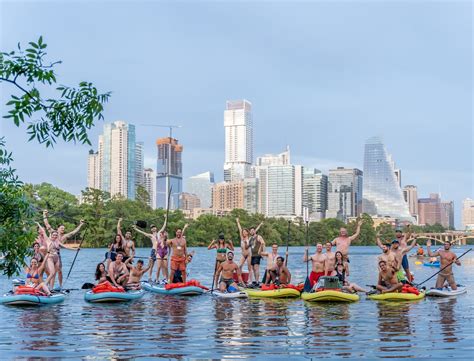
[0,0,472,227]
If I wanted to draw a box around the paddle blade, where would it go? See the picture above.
[303,277,312,293]
[81,282,95,289]
[135,220,147,229]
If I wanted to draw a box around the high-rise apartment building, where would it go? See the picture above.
[212,181,244,211]
[418,193,454,228]
[223,100,253,181]
[156,137,183,210]
[179,192,201,211]
[362,137,413,222]
[440,201,454,230]
[303,168,328,221]
[403,185,419,221]
[462,198,474,230]
[135,142,144,188]
[92,121,137,199]
[185,171,215,208]
[87,150,101,189]
[143,168,156,209]
[327,167,363,222]
[256,146,290,166]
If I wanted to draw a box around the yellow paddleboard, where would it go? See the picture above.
[368,291,425,301]
[244,288,301,298]
[301,290,359,302]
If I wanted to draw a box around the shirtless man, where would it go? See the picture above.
[324,242,336,276]
[331,219,363,262]
[117,218,136,261]
[43,210,85,288]
[427,240,461,290]
[376,234,396,268]
[259,243,282,284]
[376,260,403,294]
[246,222,265,286]
[132,215,167,282]
[125,257,152,290]
[214,251,244,292]
[167,224,189,283]
[108,253,129,287]
[393,226,413,282]
[390,237,418,283]
[303,243,327,288]
[268,256,291,285]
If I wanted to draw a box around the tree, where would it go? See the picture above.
[0,37,110,276]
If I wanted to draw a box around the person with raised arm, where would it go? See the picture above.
[40,215,84,290]
[236,217,252,283]
[394,225,414,282]
[376,232,397,268]
[24,253,52,295]
[117,218,135,261]
[208,233,234,266]
[133,215,168,283]
[167,224,189,284]
[246,221,265,286]
[427,239,461,290]
[124,256,153,290]
[390,236,418,283]
[303,243,327,288]
[330,218,363,262]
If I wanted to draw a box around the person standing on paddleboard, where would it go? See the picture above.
[246,222,265,287]
[260,243,281,284]
[390,237,418,284]
[324,242,336,276]
[303,243,327,288]
[117,218,136,262]
[330,219,363,262]
[236,218,253,283]
[167,224,189,284]
[214,251,244,292]
[427,240,461,290]
[208,233,234,266]
[394,225,414,282]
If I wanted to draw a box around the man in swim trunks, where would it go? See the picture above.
[391,237,418,283]
[167,224,189,284]
[330,218,363,262]
[376,260,403,294]
[376,233,396,268]
[108,253,129,287]
[259,243,281,284]
[246,222,265,286]
[117,218,136,261]
[214,251,244,292]
[427,240,461,290]
[125,257,152,290]
[394,225,413,282]
[268,256,291,285]
[303,243,326,288]
[324,242,336,276]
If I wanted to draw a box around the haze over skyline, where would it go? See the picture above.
[1,1,472,227]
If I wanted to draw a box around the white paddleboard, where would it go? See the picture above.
[426,286,467,297]
[212,290,248,299]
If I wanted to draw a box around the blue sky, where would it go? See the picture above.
[1,0,472,227]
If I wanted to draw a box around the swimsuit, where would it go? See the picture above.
[220,277,234,288]
[157,239,168,260]
[171,256,186,271]
[401,254,409,270]
[150,249,157,261]
[309,271,325,287]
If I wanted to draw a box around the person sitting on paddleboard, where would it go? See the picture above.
[95,263,108,284]
[268,256,291,286]
[376,260,403,294]
[167,224,189,284]
[125,256,152,290]
[108,253,129,288]
[24,254,52,296]
[208,233,234,266]
[303,243,326,289]
[427,240,461,290]
[214,251,244,292]
[260,243,281,284]
[333,251,367,293]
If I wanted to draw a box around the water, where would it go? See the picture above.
[1,246,473,359]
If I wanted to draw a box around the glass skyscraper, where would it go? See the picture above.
[327,167,363,222]
[185,171,214,208]
[156,137,183,210]
[362,137,413,222]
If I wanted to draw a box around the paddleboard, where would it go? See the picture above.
[211,290,248,298]
[426,286,466,297]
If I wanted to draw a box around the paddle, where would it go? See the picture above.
[81,282,95,290]
[303,207,311,292]
[415,248,472,288]
[210,259,219,293]
[285,220,290,267]
[65,225,89,282]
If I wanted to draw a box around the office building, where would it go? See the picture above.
[418,193,454,228]
[180,192,201,211]
[212,181,244,211]
[327,167,363,222]
[185,171,215,208]
[135,142,144,188]
[143,168,156,209]
[156,137,183,210]
[403,185,419,221]
[362,137,413,222]
[303,168,328,221]
[87,150,100,190]
[223,100,253,181]
[462,198,474,230]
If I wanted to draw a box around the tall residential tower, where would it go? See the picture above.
[156,137,183,210]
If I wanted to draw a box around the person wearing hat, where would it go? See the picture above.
[391,236,418,283]
[208,233,234,266]
[214,251,244,292]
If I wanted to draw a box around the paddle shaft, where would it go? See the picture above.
[285,221,290,267]
[305,221,309,278]
[416,248,472,287]
[66,226,88,281]
[210,259,219,292]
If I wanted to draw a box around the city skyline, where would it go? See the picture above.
[1,1,471,227]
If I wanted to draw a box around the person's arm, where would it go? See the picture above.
[158,214,168,233]
[403,224,412,243]
[132,225,152,239]
[37,253,50,274]
[131,241,136,257]
[255,221,264,234]
[166,238,173,247]
[124,256,134,266]
[426,239,439,258]
[62,220,85,240]
[454,255,461,266]
[117,218,124,240]
[382,276,402,293]
[182,223,189,237]
[377,272,383,287]
[43,210,54,233]
[375,233,384,250]
[349,219,363,242]
[207,239,216,250]
[142,258,153,273]
[402,237,418,255]
[226,240,234,251]
[236,218,243,239]
[345,261,350,277]
[108,263,118,287]
[285,267,291,284]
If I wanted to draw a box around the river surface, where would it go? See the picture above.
[0,246,473,359]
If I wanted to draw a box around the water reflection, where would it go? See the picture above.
[438,298,458,344]
[376,302,413,358]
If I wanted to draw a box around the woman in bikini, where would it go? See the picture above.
[133,215,168,283]
[333,251,366,293]
[236,218,252,283]
[95,263,108,284]
[107,235,124,269]
[208,233,234,266]
[24,253,52,295]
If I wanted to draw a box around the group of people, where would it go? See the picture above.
[25,211,463,296]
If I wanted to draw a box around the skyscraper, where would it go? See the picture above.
[403,185,419,221]
[462,198,474,230]
[440,201,454,229]
[362,137,413,222]
[327,167,363,222]
[224,100,253,181]
[303,168,328,221]
[256,146,290,166]
[185,171,215,208]
[143,168,156,209]
[135,142,144,188]
[212,181,244,211]
[179,192,201,211]
[418,193,442,226]
[87,149,100,190]
[96,121,136,199]
[156,137,183,210]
